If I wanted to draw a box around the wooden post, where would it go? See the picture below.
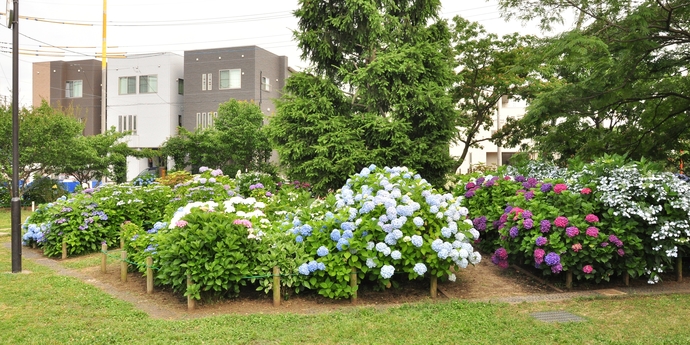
[566,271,573,289]
[101,243,107,273]
[623,272,630,286]
[350,267,358,305]
[61,241,67,259]
[146,257,154,294]
[120,250,127,282]
[120,235,125,250]
[430,276,438,299]
[272,266,280,307]
[187,273,195,310]
[677,256,683,283]
[31,201,35,212]
[159,167,167,178]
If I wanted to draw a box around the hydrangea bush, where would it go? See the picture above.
[286,165,480,299]
[460,155,690,284]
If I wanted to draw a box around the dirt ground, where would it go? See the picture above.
[35,246,689,319]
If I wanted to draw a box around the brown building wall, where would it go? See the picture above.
[33,59,102,136]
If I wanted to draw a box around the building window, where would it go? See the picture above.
[219,69,241,89]
[178,79,184,95]
[202,74,206,91]
[139,75,158,94]
[118,115,137,135]
[261,76,270,91]
[207,73,212,91]
[196,112,218,130]
[118,76,136,95]
[65,80,83,98]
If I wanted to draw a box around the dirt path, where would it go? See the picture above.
[11,244,690,320]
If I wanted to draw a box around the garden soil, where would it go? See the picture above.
[18,245,690,320]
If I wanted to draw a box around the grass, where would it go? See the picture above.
[0,208,33,232]
[2,239,690,344]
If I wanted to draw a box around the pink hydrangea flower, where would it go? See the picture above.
[176,220,188,228]
[534,248,545,265]
[553,184,568,194]
[572,243,583,252]
[581,187,592,194]
[582,265,593,274]
[586,226,599,237]
[233,219,253,228]
[554,216,569,228]
[585,214,599,223]
[617,249,625,256]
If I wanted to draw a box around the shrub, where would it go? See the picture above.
[286,165,481,299]
[22,177,69,205]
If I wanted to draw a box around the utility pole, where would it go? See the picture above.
[100,0,107,135]
[496,97,502,167]
[8,0,21,272]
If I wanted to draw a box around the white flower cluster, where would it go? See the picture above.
[168,201,219,228]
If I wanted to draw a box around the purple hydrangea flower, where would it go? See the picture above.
[509,226,519,238]
[536,236,548,246]
[540,220,551,233]
[540,183,552,193]
[544,252,560,266]
[523,218,534,229]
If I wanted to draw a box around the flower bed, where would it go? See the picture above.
[458,156,690,284]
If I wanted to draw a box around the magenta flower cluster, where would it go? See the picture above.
[554,216,569,228]
[491,247,509,269]
[565,226,580,238]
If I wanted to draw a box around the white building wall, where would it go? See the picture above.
[106,53,184,181]
[450,98,529,174]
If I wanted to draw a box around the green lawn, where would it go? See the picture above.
[1,238,690,344]
[0,208,32,231]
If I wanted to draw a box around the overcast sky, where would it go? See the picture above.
[0,0,568,107]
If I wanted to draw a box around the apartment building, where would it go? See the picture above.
[105,52,184,181]
[450,96,529,174]
[182,46,289,131]
[32,59,102,136]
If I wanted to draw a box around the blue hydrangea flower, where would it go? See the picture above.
[386,206,398,220]
[431,239,443,252]
[396,205,414,217]
[413,263,427,276]
[368,164,377,171]
[325,212,334,220]
[413,217,424,227]
[342,230,354,239]
[308,260,319,273]
[379,214,389,223]
[391,250,402,260]
[292,218,302,227]
[348,208,357,221]
[153,221,166,230]
[360,201,376,214]
[317,246,329,257]
[336,238,349,251]
[411,235,423,247]
[359,167,371,177]
[381,224,393,233]
[380,265,395,279]
[391,217,406,229]
[441,227,452,238]
[299,224,313,236]
[391,189,402,199]
[341,222,356,232]
[366,258,377,268]
[429,205,439,214]
[438,248,450,259]
[330,230,341,242]
[384,233,397,246]
[392,229,403,240]
[366,242,375,251]
[317,262,326,271]
[298,263,310,275]
[375,242,388,253]
[295,235,303,243]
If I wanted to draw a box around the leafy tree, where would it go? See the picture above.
[0,101,83,195]
[268,0,457,194]
[449,16,536,167]
[161,99,271,174]
[495,0,690,166]
[59,128,152,185]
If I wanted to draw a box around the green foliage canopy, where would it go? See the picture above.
[268,0,457,194]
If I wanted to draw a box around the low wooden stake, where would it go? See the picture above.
[120,250,127,282]
[101,243,107,273]
[272,266,280,307]
[350,267,358,305]
[61,241,67,259]
[430,276,438,299]
[187,273,195,310]
[623,272,630,286]
[677,256,683,283]
[566,271,573,289]
[146,256,154,294]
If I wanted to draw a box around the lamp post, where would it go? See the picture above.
[6,0,21,273]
